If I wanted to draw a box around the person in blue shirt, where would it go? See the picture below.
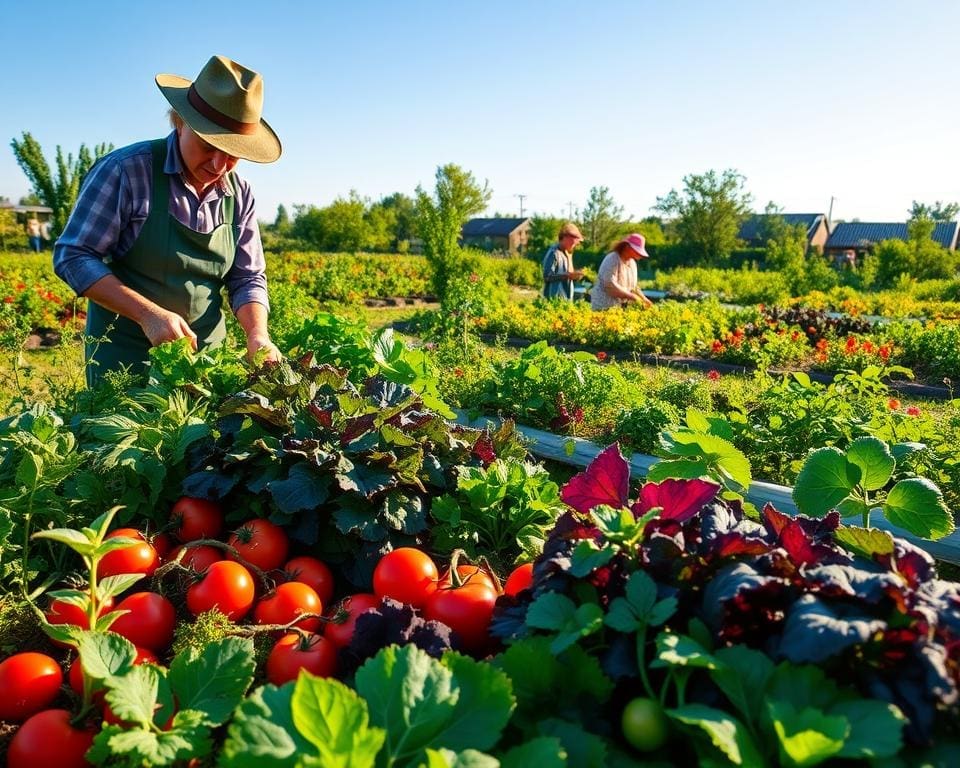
[541,222,585,300]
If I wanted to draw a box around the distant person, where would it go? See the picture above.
[54,54,282,387]
[40,220,52,250]
[26,217,42,252]
[591,233,654,311]
[542,222,585,300]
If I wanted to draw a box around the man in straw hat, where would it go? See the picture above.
[55,55,282,387]
[541,222,586,301]
[590,233,655,311]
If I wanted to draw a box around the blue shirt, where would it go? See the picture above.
[541,244,575,300]
[54,131,269,313]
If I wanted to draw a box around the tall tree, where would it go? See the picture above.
[580,186,624,251]
[654,169,752,265]
[415,163,491,298]
[10,132,112,238]
[274,203,291,233]
[909,200,959,222]
[378,192,418,247]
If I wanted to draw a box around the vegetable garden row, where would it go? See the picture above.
[0,319,958,766]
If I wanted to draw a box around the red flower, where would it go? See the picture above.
[879,345,891,361]
[707,369,720,381]
[888,398,901,411]
[711,340,725,354]
[469,273,479,283]
[453,367,464,378]
[596,351,607,361]
[845,336,858,354]
[906,405,921,417]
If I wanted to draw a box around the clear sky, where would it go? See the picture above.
[2,0,958,224]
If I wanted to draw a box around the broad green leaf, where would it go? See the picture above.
[845,437,895,491]
[291,673,385,768]
[104,664,162,728]
[646,458,711,483]
[667,704,763,767]
[537,719,607,768]
[220,684,311,768]
[269,463,329,515]
[88,710,212,768]
[831,699,905,759]
[793,448,860,517]
[883,478,955,540]
[685,408,712,433]
[712,646,773,729]
[422,748,499,768]
[768,701,848,767]
[499,737,566,768]
[832,526,895,560]
[836,498,870,523]
[662,432,751,491]
[438,653,515,752]
[97,573,146,601]
[32,527,96,557]
[526,593,576,632]
[569,540,616,578]
[652,633,719,670]
[15,451,42,489]
[168,637,256,726]
[604,570,673,633]
[77,630,137,681]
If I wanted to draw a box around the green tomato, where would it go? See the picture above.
[621,696,669,752]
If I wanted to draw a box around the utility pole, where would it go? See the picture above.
[514,194,527,218]
[827,196,836,229]
[566,201,576,220]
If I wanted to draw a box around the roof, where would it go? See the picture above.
[826,221,959,250]
[739,213,826,243]
[0,203,54,214]
[461,217,531,238]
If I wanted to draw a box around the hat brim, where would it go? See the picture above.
[156,74,282,163]
[625,242,649,258]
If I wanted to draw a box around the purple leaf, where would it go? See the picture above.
[633,478,721,523]
[561,443,630,514]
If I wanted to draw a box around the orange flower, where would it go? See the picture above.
[711,340,725,354]
[878,345,891,361]
[845,336,858,354]
[888,398,901,411]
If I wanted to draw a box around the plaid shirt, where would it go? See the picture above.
[54,131,269,313]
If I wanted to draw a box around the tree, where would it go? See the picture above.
[415,164,491,298]
[654,169,752,265]
[526,215,564,257]
[908,200,959,222]
[377,192,418,248]
[580,186,624,251]
[10,132,112,238]
[274,204,291,233]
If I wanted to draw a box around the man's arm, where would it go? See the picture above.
[235,301,281,363]
[83,274,197,348]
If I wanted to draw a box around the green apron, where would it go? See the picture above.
[85,139,237,387]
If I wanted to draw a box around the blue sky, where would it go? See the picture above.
[2,1,958,224]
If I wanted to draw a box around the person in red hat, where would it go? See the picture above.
[590,233,654,311]
[54,55,282,387]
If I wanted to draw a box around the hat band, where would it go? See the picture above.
[187,85,258,135]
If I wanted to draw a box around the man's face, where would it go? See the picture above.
[560,234,581,251]
[177,125,239,191]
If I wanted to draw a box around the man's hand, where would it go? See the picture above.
[246,334,282,366]
[140,307,197,349]
[570,269,585,280]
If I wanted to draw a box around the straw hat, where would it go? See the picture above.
[156,55,282,163]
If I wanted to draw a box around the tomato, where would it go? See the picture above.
[621,696,670,752]
[323,593,380,648]
[227,519,289,572]
[423,580,497,654]
[171,497,224,542]
[46,596,115,646]
[151,532,175,562]
[254,582,322,632]
[0,652,63,721]
[503,562,534,597]
[266,632,337,685]
[109,592,176,652]
[281,556,335,605]
[97,528,159,580]
[438,564,497,592]
[373,548,438,607]
[170,543,222,573]
[186,560,256,621]
[6,709,96,768]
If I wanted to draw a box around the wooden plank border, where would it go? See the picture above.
[454,411,960,565]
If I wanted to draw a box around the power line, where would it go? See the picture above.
[514,193,527,218]
[566,201,576,220]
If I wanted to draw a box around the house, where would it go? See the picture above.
[824,221,960,258]
[738,213,831,251]
[0,202,54,223]
[461,217,531,255]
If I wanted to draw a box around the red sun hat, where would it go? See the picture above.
[617,233,650,259]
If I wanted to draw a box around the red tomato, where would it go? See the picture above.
[109,592,176,652]
[281,556,335,605]
[151,532,175,562]
[45,596,115,646]
[6,709,95,768]
[323,593,381,648]
[503,563,534,597]
[423,580,498,654]
[97,528,159,580]
[254,582,323,632]
[266,632,337,685]
[186,560,256,621]
[227,519,289,572]
[0,652,63,721]
[171,497,224,542]
[438,564,497,593]
[373,548,438,607]
[170,544,222,573]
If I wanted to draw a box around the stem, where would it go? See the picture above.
[152,538,274,591]
[635,625,657,701]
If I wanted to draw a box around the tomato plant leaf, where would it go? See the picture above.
[845,437,895,492]
[652,632,720,670]
[536,718,607,768]
[168,637,256,727]
[667,704,763,767]
[883,478,955,540]
[569,539,616,578]
[768,701,848,766]
[220,684,310,768]
[499,737,567,768]
[89,710,212,768]
[437,653,515,752]
[833,526,895,560]
[290,673,385,768]
[422,748,499,768]
[78,630,137,681]
[646,458,711,483]
[793,447,860,517]
[711,645,774,730]
[104,663,163,728]
[831,699,905,759]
